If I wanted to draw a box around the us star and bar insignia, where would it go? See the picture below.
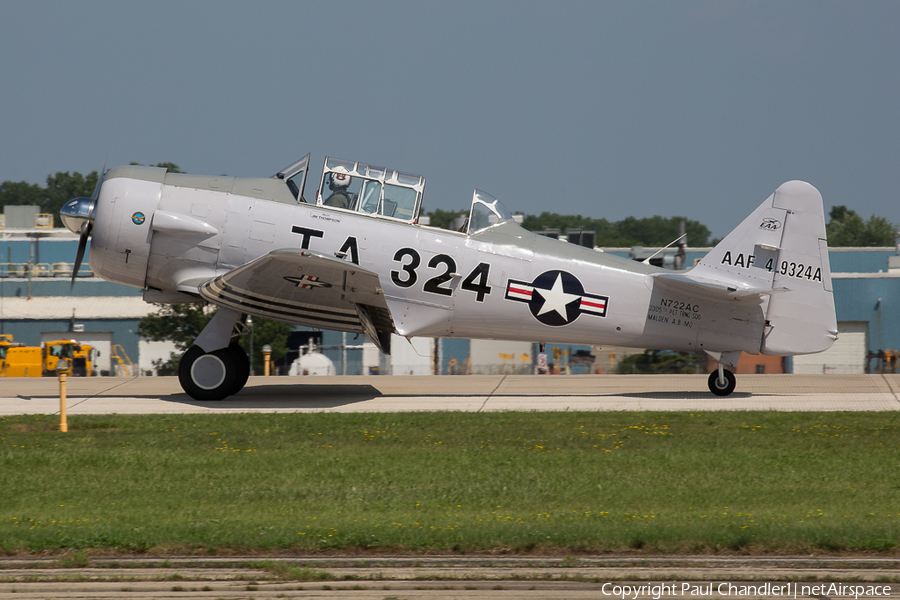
[283,275,332,289]
[505,270,608,326]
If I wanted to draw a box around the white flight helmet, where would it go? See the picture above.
[329,170,351,190]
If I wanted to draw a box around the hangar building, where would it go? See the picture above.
[1,215,898,376]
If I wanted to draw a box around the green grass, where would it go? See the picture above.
[1,411,899,555]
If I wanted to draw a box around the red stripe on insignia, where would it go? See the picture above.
[581,299,605,309]
[509,286,532,297]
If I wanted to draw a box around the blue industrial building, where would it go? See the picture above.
[2,227,899,375]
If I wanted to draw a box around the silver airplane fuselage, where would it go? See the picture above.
[61,157,836,399]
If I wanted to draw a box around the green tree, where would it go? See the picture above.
[1,162,182,228]
[0,180,43,208]
[862,215,898,247]
[138,303,293,375]
[615,215,711,247]
[521,213,711,247]
[43,171,98,227]
[423,208,468,230]
[137,303,216,375]
[129,161,184,173]
[616,350,699,374]
[826,205,898,247]
[137,303,216,352]
[0,172,97,227]
[238,317,293,374]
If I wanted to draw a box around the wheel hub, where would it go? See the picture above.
[191,354,227,390]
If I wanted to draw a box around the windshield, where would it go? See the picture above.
[273,153,310,202]
[467,190,515,234]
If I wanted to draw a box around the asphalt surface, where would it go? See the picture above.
[1,556,899,600]
[1,373,900,415]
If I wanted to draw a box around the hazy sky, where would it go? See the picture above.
[2,1,898,237]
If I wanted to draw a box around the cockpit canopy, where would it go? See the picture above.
[466,189,515,234]
[274,154,516,234]
[315,157,425,223]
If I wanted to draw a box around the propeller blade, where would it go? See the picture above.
[66,158,105,287]
[91,158,107,201]
[71,221,92,286]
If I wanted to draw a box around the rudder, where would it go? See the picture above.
[760,181,836,355]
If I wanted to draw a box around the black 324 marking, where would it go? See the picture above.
[423,254,456,296]
[391,248,420,288]
[390,248,492,302]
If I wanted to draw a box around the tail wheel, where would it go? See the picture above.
[708,369,737,396]
[178,345,238,401]
[228,342,250,395]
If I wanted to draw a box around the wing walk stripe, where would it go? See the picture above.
[212,292,360,327]
[212,278,351,315]
[215,292,359,325]
[203,280,359,326]
[214,279,355,316]
[207,278,356,318]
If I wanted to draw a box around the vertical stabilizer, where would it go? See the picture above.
[690,181,837,355]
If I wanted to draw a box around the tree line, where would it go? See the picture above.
[0,166,895,246]
[425,206,898,248]
[4,165,896,371]
[138,303,292,376]
[425,208,715,247]
[0,163,181,227]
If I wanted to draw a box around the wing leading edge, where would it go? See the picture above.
[198,249,394,354]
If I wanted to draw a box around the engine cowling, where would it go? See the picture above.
[89,166,166,289]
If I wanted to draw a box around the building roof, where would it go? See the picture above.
[0,296,157,320]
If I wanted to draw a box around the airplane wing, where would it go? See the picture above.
[197,248,394,354]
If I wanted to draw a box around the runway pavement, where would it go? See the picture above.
[1,373,899,415]
[1,556,899,599]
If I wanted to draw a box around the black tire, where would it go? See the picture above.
[178,345,238,401]
[228,342,250,395]
[708,369,737,396]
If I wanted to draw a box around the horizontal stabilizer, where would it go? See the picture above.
[652,271,791,298]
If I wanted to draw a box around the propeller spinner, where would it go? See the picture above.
[60,163,106,285]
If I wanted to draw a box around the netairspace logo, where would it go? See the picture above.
[600,583,892,600]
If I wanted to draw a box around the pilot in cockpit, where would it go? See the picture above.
[323,171,352,208]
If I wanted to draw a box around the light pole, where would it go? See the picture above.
[247,315,254,375]
[263,344,272,376]
[56,358,70,432]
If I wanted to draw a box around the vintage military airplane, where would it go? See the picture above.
[60,154,837,400]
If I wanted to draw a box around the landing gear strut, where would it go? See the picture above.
[704,350,740,397]
[178,308,251,401]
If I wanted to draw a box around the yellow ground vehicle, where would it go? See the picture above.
[1,347,43,377]
[43,340,95,377]
[0,336,44,377]
[0,336,95,377]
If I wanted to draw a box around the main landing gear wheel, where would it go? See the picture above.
[708,369,737,396]
[179,345,239,401]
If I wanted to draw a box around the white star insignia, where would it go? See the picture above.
[534,273,580,321]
